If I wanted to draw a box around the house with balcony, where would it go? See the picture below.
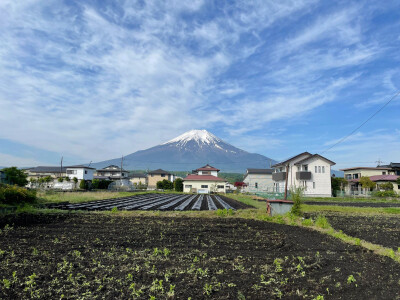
[380,162,400,176]
[340,167,397,194]
[95,165,129,181]
[25,166,67,180]
[272,152,335,197]
[243,168,273,193]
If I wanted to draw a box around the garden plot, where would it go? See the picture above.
[323,214,400,250]
[1,214,400,299]
[304,201,400,207]
[46,193,249,211]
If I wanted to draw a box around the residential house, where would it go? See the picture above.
[380,162,400,176]
[272,152,335,197]
[66,165,95,181]
[183,165,226,193]
[243,168,273,193]
[147,169,174,189]
[129,173,148,187]
[372,175,400,194]
[95,165,128,181]
[340,167,394,194]
[25,166,67,180]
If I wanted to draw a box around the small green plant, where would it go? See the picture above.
[313,295,324,300]
[290,187,304,216]
[354,238,361,246]
[167,284,175,297]
[301,218,313,226]
[315,215,330,229]
[163,248,170,258]
[2,278,11,289]
[111,206,118,213]
[203,283,213,296]
[347,274,356,284]
[273,258,283,273]
[216,208,235,217]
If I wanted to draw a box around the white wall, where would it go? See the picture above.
[198,170,218,176]
[183,180,226,193]
[67,168,94,180]
[243,174,273,192]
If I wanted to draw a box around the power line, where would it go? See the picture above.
[321,90,400,154]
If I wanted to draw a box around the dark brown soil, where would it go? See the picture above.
[0,213,400,299]
[304,201,400,207]
[324,214,400,250]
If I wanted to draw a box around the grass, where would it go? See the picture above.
[226,193,266,209]
[303,204,400,215]
[303,196,400,203]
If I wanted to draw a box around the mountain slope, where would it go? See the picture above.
[93,130,276,172]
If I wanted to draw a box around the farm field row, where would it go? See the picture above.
[1,214,400,299]
[304,201,400,207]
[46,193,250,211]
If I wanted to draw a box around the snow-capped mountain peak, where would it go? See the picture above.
[163,129,222,147]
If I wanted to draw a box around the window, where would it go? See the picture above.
[217,185,224,189]
[185,185,192,189]
[353,174,359,179]
[322,166,325,173]
[398,185,400,189]
[255,182,258,188]
[382,172,386,175]
[303,165,308,171]
[318,166,321,173]
[315,166,317,173]
[313,182,315,189]
[161,174,165,177]
[345,174,352,180]
[202,171,211,175]
[85,170,87,174]
[201,185,208,188]
[67,170,77,175]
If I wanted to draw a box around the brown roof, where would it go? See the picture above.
[340,167,391,171]
[196,164,220,171]
[148,169,171,175]
[271,152,312,167]
[294,154,335,166]
[183,175,225,182]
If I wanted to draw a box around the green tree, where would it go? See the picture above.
[331,177,348,197]
[379,182,393,191]
[162,179,173,190]
[79,179,86,190]
[57,177,64,182]
[359,176,376,190]
[92,179,100,189]
[1,167,28,186]
[174,178,183,192]
[156,181,163,189]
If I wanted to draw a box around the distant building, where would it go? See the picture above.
[66,165,95,181]
[183,164,226,193]
[0,170,6,183]
[272,152,335,197]
[380,162,400,176]
[243,168,273,193]
[129,173,148,186]
[25,166,67,180]
[147,169,174,189]
[340,167,394,181]
[95,165,129,181]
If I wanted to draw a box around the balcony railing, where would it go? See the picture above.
[296,171,312,180]
[272,172,286,181]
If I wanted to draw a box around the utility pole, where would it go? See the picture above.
[120,155,124,187]
[376,159,383,167]
[60,156,63,178]
[88,161,92,167]
[284,164,289,200]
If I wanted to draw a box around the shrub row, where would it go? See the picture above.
[0,184,37,205]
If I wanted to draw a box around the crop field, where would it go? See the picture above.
[304,201,400,208]
[324,214,400,250]
[1,214,400,299]
[46,193,250,211]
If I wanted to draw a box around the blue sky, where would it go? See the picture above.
[0,0,399,170]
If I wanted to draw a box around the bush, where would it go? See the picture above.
[373,190,398,198]
[157,179,173,190]
[0,185,37,205]
[1,167,28,187]
[79,179,87,190]
[315,215,330,229]
[174,178,183,192]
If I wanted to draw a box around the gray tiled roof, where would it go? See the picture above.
[28,166,68,173]
[246,168,273,174]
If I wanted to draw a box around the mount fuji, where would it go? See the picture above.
[92,130,277,173]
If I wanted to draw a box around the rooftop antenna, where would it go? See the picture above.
[88,161,92,168]
[376,159,383,167]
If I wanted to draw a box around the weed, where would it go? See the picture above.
[347,275,356,284]
[2,278,11,289]
[237,290,246,300]
[315,215,330,229]
[301,218,314,226]
[163,248,171,258]
[111,206,118,213]
[203,283,213,296]
[167,284,175,297]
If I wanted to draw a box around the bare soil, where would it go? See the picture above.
[0,214,399,299]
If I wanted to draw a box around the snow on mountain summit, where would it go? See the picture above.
[163,129,222,146]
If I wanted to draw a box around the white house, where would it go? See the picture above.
[66,165,95,181]
[272,152,335,197]
[243,168,273,193]
[183,165,226,193]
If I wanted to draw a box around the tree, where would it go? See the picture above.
[379,182,393,191]
[359,176,376,190]
[157,180,173,190]
[1,167,28,186]
[57,177,64,182]
[174,178,183,192]
[156,181,163,189]
[331,177,348,197]
[92,179,100,189]
[79,179,87,190]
